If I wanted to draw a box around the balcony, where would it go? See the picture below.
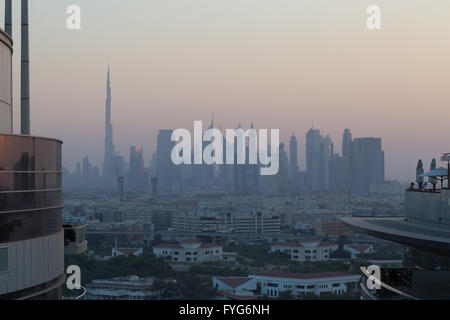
[64,222,88,255]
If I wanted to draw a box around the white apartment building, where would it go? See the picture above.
[223,211,280,235]
[153,239,222,262]
[86,275,156,300]
[251,272,361,298]
[270,238,338,262]
[171,210,281,235]
[172,211,220,233]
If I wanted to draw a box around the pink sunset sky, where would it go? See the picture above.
[1,0,449,181]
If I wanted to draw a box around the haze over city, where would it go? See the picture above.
[1,0,450,181]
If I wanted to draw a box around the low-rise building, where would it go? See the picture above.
[251,272,360,298]
[343,244,374,258]
[221,252,239,262]
[112,248,144,258]
[224,211,280,235]
[213,277,257,300]
[171,210,281,235]
[153,239,222,262]
[86,275,156,300]
[270,238,338,262]
[314,218,352,237]
[213,277,257,292]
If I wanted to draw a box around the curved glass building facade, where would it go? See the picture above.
[0,28,65,300]
[0,134,65,299]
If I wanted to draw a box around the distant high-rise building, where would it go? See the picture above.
[276,143,293,194]
[289,132,299,191]
[352,137,385,192]
[149,151,158,178]
[157,130,182,194]
[115,154,125,178]
[232,123,259,195]
[103,65,117,189]
[330,155,348,193]
[342,129,352,159]
[218,124,231,188]
[129,146,145,192]
[306,128,333,192]
[82,156,93,189]
[202,116,215,182]
[341,128,353,191]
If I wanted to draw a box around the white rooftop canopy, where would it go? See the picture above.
[420,167,448,177]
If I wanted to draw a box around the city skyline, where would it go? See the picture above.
[1,0,450,181]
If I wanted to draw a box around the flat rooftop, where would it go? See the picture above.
[340,217,450,257]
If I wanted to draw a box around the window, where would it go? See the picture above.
[0,247,7,272]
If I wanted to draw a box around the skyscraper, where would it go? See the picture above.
[157,130,182,194]
[341,128,353,191]
[0,2,65,299]
[203,115,215,182]
[289,132,299,191]
[82,156,93,189]
[352,137,385,192]
[129,146,145,192]
[342,129,352,159]
[306,128,333,192]
[103,65,116,189]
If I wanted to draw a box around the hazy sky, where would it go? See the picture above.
[1,0,449,182]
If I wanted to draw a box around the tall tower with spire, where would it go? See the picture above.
[103,65,116,188]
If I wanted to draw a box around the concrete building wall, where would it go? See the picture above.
[0,232,64,296]
[405,190,450,226]
[0,30,12,133]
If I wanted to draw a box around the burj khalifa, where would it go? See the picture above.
[103,65,116,188]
